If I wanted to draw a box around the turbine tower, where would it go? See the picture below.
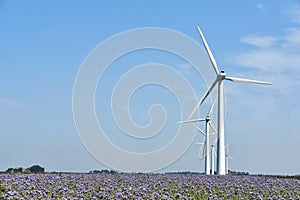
[185,26,272,175]
[211,144,216,175]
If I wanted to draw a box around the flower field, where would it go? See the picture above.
[0,173,299,199]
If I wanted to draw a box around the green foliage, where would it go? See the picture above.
[89,169,117,174]
[165,171,200,174]
[5,168,13,173]
[5,165,45,173]
[27,165,45,173]
[0,184,6,193]
[228,170,249,175]
[12,167,23,173]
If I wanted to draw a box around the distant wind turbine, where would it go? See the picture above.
[210,144,217,175]
[178,97,217,175]
[183,26,272,175]
[225,144,235,175]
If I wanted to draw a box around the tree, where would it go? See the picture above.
[27,165,45,173]
[5,168,13,173]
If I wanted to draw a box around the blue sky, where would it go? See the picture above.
[1,1,300,174]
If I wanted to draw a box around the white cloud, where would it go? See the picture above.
[231,26,300,98]
[285,5,300,23]
[233,28,300,73]
[177,63,193,77]
[240,35,279,49]
[0,97,22,108]
[256,3,268,15]
[283,28,300,48]
[233,49,300,73]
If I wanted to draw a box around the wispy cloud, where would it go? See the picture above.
[283,28,300,48]
[232,48,300,73]
[0,97,22,108]
[256,3,268,15]
[284,5,300,23]
[177,63,193,77]
[233,28,300,73]
[240,35,279,49]
[231,21,300,97]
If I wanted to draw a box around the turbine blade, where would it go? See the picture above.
[192,123,206,136]
[213,148,217,156]
[199,151,205,160]
[225,143,230,149]
[197,26,219,75]
[188,78,218,119]
[198,138,206,160]
[177,118,206,124]
[201,140,207,159]
[207,95,217,116]
[208,121,217,134]
[225,76,273,85]
[227,155,235,162]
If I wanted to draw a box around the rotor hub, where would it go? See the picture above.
[206,116,210,122]
[219,70,226,79]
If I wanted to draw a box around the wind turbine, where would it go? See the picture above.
[225,144,235,175]
[178,97,217,175]
[195,140,210,175]
[185,26,272,175]
[210,143,217,175]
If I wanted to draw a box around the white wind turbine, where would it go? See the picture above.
[225,144,235,175]
[178,97,217,175]
[195,140,209,174]
[210,143,217,175]
[199,141,217,175]
[184,26,272,175]
[194,126,211,175]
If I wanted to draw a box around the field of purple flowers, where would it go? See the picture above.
[0,173,299,199]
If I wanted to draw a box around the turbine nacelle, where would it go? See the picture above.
[219,70,227,80]
[205,116,210,122]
